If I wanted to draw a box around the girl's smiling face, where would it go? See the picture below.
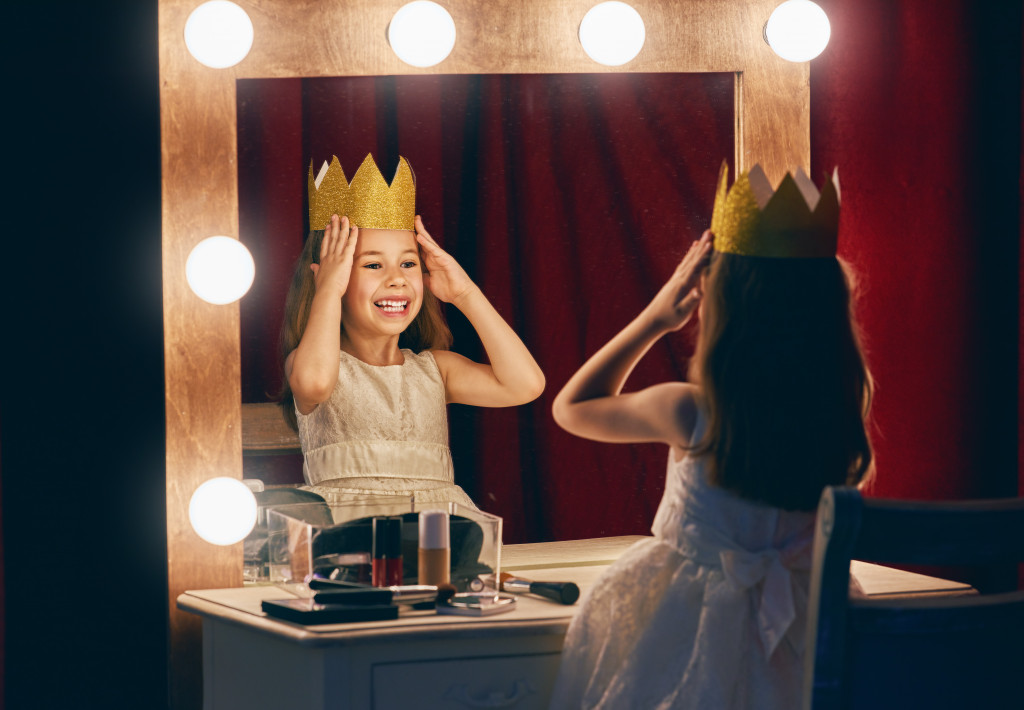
[341,228,424,339]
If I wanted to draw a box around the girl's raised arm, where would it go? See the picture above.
[551,230,712,446]
[286,215,358,414]
[416,216,545,407]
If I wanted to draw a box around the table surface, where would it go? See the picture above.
[179,535,975,646]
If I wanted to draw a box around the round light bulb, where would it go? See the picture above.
[183,0,254,69]
[764,0,831,62]
[578,2,646,67]
[388,1,457,68]
[189,477,258,546]
[185,236,255,305]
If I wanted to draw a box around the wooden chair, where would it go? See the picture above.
[803,486,1024,709]
[242,402,301,455]
[242,402,304,485]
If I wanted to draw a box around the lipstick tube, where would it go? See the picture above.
[372,516,403,587]
[417,510,450,586]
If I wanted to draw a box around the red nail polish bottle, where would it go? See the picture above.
[372,516,403,587]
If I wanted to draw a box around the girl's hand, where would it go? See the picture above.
[415,215,477,305]
[310,214,358,296]
[643,230,713,332]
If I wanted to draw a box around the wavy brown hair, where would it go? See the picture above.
[688,252,873,511]
[277,229,453,431]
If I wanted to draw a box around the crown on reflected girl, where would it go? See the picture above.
[710,162,840,258]
[307,153,416,231]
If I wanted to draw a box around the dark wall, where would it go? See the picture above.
[2,2,168,707]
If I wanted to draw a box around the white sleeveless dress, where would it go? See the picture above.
[296,348,476,511]
[550,411,816,709]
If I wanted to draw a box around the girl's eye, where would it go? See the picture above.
[362,263,381,269]
[402,261,418,269]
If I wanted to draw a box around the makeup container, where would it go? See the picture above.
[372,516,403,587]
[417,510,450,586]
[313,552,372,586]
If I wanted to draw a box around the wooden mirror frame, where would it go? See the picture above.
[159,0,809,704]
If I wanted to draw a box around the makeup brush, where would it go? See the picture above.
[311,583,456,607]
[498,572,580,605]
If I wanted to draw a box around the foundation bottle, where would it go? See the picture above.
[418,510,450,586]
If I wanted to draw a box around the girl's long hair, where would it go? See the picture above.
[688,252,873,511]
[277,229,453,431]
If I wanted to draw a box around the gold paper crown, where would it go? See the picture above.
[307,153,416,231]
[710,162,840,258]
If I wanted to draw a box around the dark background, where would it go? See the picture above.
[1,1,1019,707]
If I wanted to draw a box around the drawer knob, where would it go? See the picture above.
[445,679,535,708]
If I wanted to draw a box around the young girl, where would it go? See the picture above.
[280,154,544,509]
[549,166,873,709]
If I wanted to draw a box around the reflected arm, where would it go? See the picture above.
[417,217,545,407]
[432,286,546,407]
[287,216,356,414]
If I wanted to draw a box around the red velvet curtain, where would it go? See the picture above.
[238,73,734,542]
[811,0,1021,590]
[811,0,1020,505]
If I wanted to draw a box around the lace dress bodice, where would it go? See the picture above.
[296,348,474,508]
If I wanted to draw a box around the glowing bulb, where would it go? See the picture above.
[764,0,831,62]
[578,2,646,67]
[189,477,258,546]
[183,0,254,69]
[186,236,255,305]
[388,1,457,68]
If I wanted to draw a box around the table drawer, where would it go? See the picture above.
[373,652,561,709]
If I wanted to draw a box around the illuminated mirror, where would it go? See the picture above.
[236,73,734,532]
[159,1,810,706]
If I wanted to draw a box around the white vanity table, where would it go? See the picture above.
[178,536,974,709]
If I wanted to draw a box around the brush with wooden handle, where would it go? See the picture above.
[498,572,580,605]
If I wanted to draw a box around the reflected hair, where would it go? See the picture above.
[688,252,873,511]
[277,229,452,431]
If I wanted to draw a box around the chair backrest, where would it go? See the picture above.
[242,402,301,456]
[241,403,306,486]
[803,486,1024,710]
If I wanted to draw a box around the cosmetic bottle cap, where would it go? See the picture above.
[418,510,450,550]
[372,516,403,558]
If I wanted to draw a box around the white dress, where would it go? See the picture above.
[550,411,816,709]
[296,348,476,511]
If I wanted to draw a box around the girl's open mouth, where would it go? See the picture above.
[374,299,410,316]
